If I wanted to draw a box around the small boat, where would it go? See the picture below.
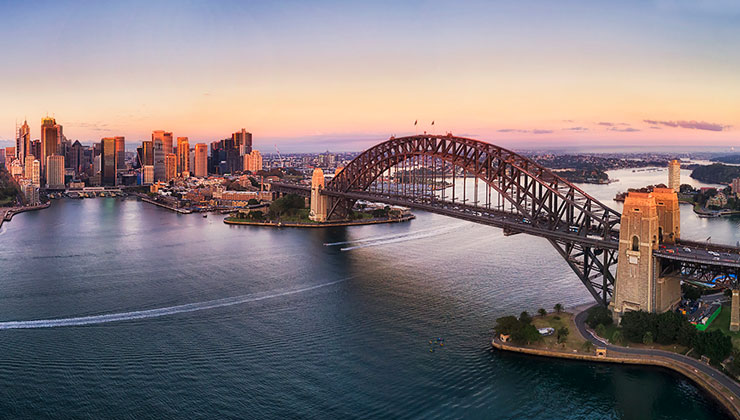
[202,214,208,218]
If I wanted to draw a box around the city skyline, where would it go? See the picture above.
[1,1,739,151]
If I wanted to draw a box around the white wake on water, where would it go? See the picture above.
[340,224,468,251]
[0,277,351,330]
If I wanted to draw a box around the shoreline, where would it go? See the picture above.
[138,196,193,214]
[0,202,51,229]
[224,214,415,228]
[491,308,740,419]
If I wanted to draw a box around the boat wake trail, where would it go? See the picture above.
[340,224,468,251]
[0,278,351,330]
[323,226,446,247]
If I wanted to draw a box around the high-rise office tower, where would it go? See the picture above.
[115,136,126,170]
[142,140,153,166]
[177,137,190,176]
[46,155,65,189]
[100,137,117,186]
[152,130,174,155]
[232,129,252,155]
[70,140,83,176]
[243,150,262,173]
[30,140,41,159]
[153,137,165,181]
[16,119,30,160]
[164,153,177,182]
[32,159,40,186]
[24,155,34,179]
[194,143,208,178]
[142,165,154,185]
[40,117,59,176]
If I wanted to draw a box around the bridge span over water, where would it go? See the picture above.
[271,134,740,326]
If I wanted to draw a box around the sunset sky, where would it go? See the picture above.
[1,0,739,151]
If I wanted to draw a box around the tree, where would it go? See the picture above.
[248,177,260,188]
[582,341,594,353]
[494,316,521,336]
[643,331,654,345]
[681,283,702,301]
[655,311,684,344]
[586,306,613,328]
[519,311,532,325]
[595,324,607,338]
[248,198,259,206]
[554,303,564,314]
[611,330,623,345]
[557,327,569,344]
[537,308,547,317]
[679,184,695,194]
[694,330,732,365]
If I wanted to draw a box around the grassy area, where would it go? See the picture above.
[707,305,740,349]
[0,196,13,206]
[531,312,587,352]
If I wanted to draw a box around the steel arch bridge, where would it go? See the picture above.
[321,134,623,305]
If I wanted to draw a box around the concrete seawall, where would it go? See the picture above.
[0,203,51,229]
[224,215,415,228]
[492,339,740,419]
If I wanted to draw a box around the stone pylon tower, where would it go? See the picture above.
[653,187,680,244]
[309,167,328,222]
[612,191,681,321]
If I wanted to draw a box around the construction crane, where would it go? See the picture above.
[274,144,284,168]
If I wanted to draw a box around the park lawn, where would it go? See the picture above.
[0,197,13,206]
[707,305,740,350]
[532,312,588,353]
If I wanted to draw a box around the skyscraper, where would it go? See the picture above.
[16,119,30,160]
[232,129,252,155]
[115,136,126,170]
[32,159,40,186]
[177,137,190,176]
[164,153,177,182]
[243,150,262,173]
[194,143,208,177]
[40,116,59,177]
[142,140,153,166]
[152,130,174,155]
[70,140,84,176]
[24,155,35,180]
[101,137,117,186]
[46,155,65,189]
[668,160,680,192]
[153,136,165,182]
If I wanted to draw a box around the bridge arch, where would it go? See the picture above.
[323,134,621,305]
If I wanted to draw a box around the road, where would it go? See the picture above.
[574,308,740,398]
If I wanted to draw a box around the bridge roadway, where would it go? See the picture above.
[270,181,740,272]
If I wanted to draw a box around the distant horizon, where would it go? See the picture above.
[2,1,739,150]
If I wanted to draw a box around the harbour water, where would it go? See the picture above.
[0,167,735,419]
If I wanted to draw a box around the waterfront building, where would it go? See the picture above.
[232,129,253,155]
[668,159,680,192]
[732,178,740,197]
[20,179,39,205]
[100,137,117,186]
[40,117,61,177]
[165,153,177,182]
[243,150,263,173]
[194,143,208,177]
[46,154,65,189]
[16,119,30,159]
[153,136,165,182]
[10,159,23,178]
[142,165,154,185]
[189,148,195,176]
[115,136,126,170]
[177,137,190,176]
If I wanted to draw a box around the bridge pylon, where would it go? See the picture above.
[309,168,328,222]
[611,191,682,322]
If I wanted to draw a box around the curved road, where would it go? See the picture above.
[574,308,740,398]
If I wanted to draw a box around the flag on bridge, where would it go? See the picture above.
[431,121,435,125]
[414,120,417,126]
